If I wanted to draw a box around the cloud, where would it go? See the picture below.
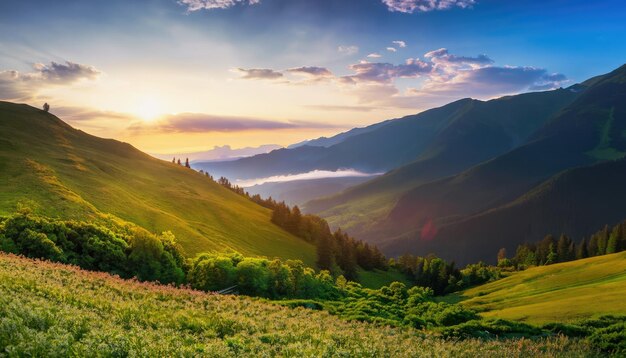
[34,61,100,83]
[236,169,382,187]
[338,45,359,55]
[128,113,341,134]
[392,40,407,48]
[382,0,476,13]
[341,58,433,84]
[286,66,332,77]
[178,0,260,11]
[386,47,397,52]
[232,47,566,112]
[302,104,377,112]
[425,48,493,67]
[234,68,283,80]
[0,61,101,101]
[367,53,382,58]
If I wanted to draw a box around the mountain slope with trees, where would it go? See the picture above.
[0,102,315,263]
[372,64,626,263]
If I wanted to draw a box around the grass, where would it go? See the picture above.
[0,253,596,357]
[0,102,314,265]
[448,251,626,324]
[587,107,626,161]
[358,268,413,289]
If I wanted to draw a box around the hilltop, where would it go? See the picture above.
[0,102,314,263]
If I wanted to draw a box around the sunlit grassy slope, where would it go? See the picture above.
[0,253,592,357]
[0,102,314,264]
[450,252,626,324]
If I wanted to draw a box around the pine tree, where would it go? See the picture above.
[177,159,181,165]
[497,248,507,262]
[545,243,557,265]
[557,234,572,262]
[577,238,588,259]
[316,233,334,271]
[172,157,176,163]
[185,158,191,168]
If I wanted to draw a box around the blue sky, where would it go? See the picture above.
[1,0,625,152]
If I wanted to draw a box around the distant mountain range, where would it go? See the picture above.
[153,144,281,163]
[197,64,626,265]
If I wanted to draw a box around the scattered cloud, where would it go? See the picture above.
[234,68,283,80]
[302,104,377,112]
[425,48,493,67]
[367,53,382,58]
[392,40,407,48]
[178,0,260,12]
[338,45,359,56]
[128,113,341,134]
[386,47,397,52]
[233,47,566,111]
[286,66,333,77]
[0,61,101,101]
[341,58,432,84]
[382,0,476,13]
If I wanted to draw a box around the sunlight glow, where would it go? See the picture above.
[134,97,163,121]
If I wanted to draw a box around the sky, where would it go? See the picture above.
[1,0,625,154]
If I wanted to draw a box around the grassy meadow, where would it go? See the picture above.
[0,253,596,357]
[448,251,626,324]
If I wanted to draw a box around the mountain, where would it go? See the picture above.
[0,102,314,264]
[306,87,581,233]
[356,64,626,264]
[152,144,281,163]
[197,88,578,185]
[287,120,390,149]
[245,176,373,207]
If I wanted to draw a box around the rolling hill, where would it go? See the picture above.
[0,102,315,264]
[449,251,626,324]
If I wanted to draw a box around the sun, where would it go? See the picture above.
[134,97,163,121]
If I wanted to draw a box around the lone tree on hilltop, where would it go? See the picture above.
[43,103,50,112]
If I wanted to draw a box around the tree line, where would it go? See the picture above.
[213,176,387,280]
[500,220,626,269]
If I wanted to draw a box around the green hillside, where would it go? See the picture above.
[0,102,314,264]
[449,252,626,324]
[0,252,593,356]
[306,88,579,238]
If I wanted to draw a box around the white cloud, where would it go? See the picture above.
[234,68,283,80]
[338,45,359,56]
[386,47,397,52]
[0,61,101,101]
[237,169,382,187]
[392,40,407,48]
[367,53,382,58]
[178,0,260,11]
[382,0,476,13]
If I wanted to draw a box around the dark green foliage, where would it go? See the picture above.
[512,219,626,269]
[187,252,340,300]
[439,319,543,339]
[219,177,388,274]
[393,254,501,295]
[0,212,186,284]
